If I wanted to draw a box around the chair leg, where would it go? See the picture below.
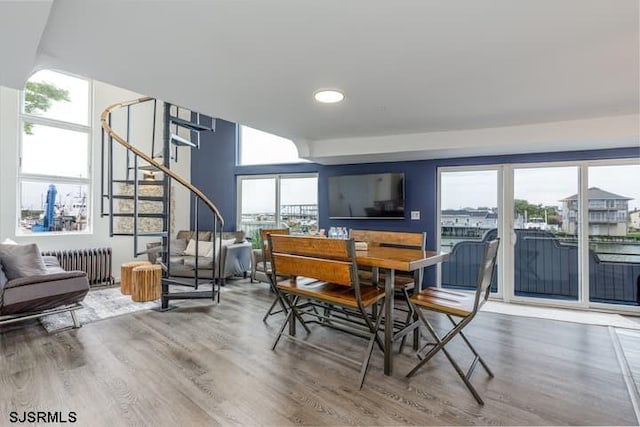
[447,315,493,377]
[263,281,290,322]
[262,297,280,322]
[271,306,294,350]
[407,308,489,405]
[70,310,81,329]
[358,299,386,389]
[398,287,415,354]
[439,345,485,405]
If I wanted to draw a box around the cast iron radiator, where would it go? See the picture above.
[41,248,115,287]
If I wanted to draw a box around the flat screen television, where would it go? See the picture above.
[328,173,405,219]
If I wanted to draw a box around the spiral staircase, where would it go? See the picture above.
[100,97,224,310]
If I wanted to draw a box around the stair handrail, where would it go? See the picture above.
[100,96,224,227]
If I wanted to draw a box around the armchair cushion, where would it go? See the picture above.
[184,239,213,257]
[184,256,214,270]
[0,243,48,280]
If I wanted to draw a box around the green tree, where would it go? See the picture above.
[23,81,70,134]
[514,199,559,221]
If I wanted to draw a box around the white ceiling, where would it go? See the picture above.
[0,0,638,162]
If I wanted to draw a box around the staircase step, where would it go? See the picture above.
[170,133,197,148]
[110,213,167,218]
[112,179,166,185]
[169,116,213,132]
[133,165,161,171]
[109,195,165,201]
[137,231,169,237]
[162,290,216,301]
[112,231,168,237]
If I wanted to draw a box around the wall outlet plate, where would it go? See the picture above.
[411,210,420,220]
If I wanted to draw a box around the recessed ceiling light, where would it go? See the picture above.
[314,89,345,104]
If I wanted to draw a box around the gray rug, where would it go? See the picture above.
[40,287,158,332]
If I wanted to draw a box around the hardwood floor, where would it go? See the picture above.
[1,280,636,426]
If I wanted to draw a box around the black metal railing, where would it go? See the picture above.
[441,228,640,305]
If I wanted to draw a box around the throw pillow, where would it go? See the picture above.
[2,238,17,245]
[183,239,214,257]
[0,243,48,280]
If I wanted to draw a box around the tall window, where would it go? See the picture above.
[19,70,92,234]
[237,174,318,239]
[238,125,308,165]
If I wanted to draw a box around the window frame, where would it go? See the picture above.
[17,69,93,236]
[236,173,319,236]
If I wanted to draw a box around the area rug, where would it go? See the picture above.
[40,287,158,332]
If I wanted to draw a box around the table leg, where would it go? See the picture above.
[384,269,395,375]
[413,269,421,350]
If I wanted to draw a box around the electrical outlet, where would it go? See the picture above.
[411,210,420,220]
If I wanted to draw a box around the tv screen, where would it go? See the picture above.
[328,173,405,219]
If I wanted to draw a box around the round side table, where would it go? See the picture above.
[131,264,162,302]
[120,261,151,295]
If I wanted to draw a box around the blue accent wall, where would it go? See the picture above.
[190,118,238,230]
[192,120,638,246]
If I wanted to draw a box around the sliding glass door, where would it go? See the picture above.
[587,164,640,307]
[512,166,579,302]
[439,168,500,294]
[439,159,639,311]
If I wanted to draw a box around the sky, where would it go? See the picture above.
[441,165,640,211]
[241,176,317,214]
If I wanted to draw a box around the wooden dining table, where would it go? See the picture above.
[355,246,450,375]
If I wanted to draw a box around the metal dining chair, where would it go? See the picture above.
[257,228,290,321]
[405,239,500,404]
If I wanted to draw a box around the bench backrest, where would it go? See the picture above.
[350,229,426,250]
[268,235,357,287]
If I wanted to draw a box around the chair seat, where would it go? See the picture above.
[277,278,385,309]
[358,270,415,290]
[410,287,475,317]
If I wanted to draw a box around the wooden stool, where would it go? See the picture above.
[120,261,151,295]
[131,264,162,302]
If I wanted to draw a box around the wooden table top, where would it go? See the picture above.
[355,246,449,271]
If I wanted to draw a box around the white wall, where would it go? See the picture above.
[0,81,192,281]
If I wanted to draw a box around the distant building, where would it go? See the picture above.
[561,187,631,236]
[630,209,640,231]
[441,208,498,237]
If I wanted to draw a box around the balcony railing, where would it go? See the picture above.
[441,228,640,305]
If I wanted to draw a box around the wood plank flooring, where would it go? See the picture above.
[0,280,636,426]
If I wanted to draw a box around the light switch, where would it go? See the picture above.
[411,210,420,220]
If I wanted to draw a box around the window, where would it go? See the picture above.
[18,70,92,234]
[237,174,318,239]
[238,125,308,165]
[438,159,640,311]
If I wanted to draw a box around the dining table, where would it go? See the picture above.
[355,246,450,376]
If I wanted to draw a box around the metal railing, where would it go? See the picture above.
[101,97,225,309]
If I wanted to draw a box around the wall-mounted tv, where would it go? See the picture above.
[328,173,405,219]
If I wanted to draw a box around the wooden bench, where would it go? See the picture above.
[269,234,386,389]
